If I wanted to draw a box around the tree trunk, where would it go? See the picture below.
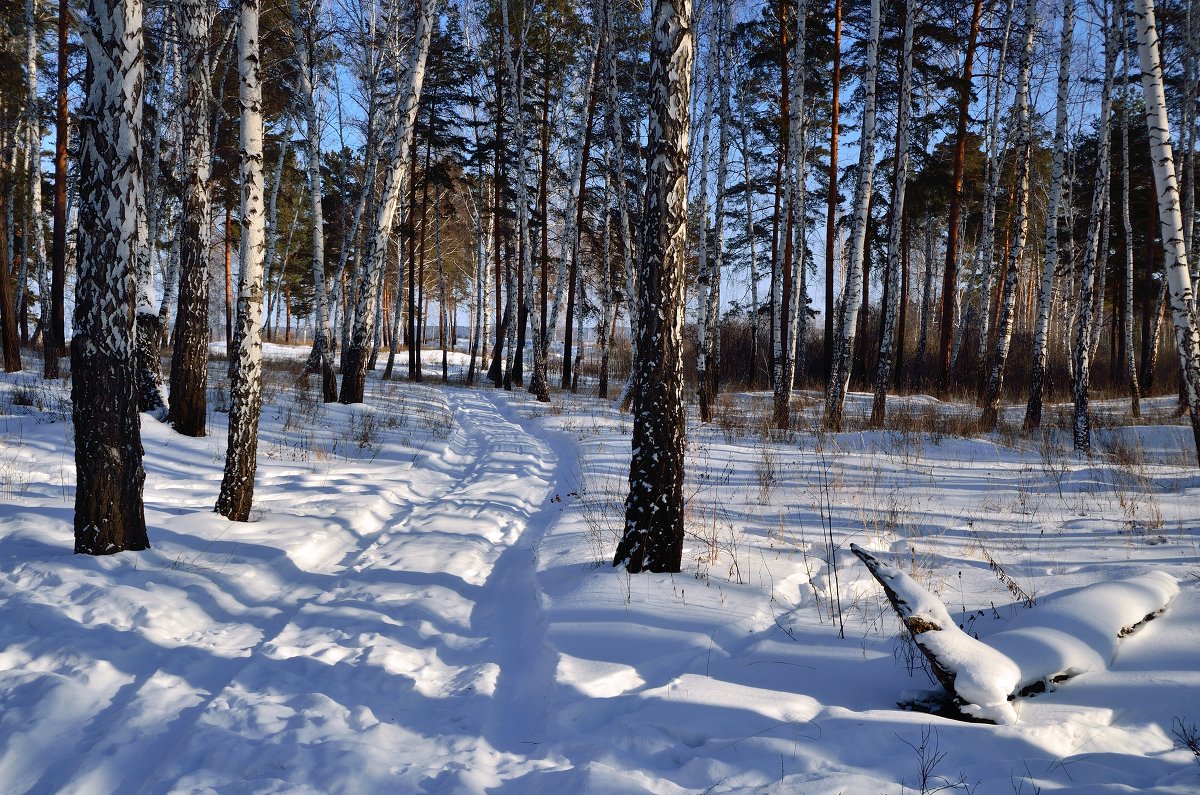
[773,0,809,430]
[0,192,22,373]
[737,81,761,387]
[870,0,917,426]
[168,0,214,438]
[290,0,337,402]
[339,0,437,404]
[694,39,716,419]
[1071,0,1118,453]
[938,0,985,393]
[217,0,268,521]
[26,0,54,378]
[72,0,149,554]
[1119,4,1141,417]
[1023,0,1073,431]
[1135,0,1200,464]
[499,0,548,401]
[562,40,603,390]
[823,0,842,382]
[613,0,692,574]
[980,0,1036,432]
[824,0,881,431]
[50,0,68,358]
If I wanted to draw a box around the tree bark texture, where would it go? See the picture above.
[72,0,149,554]
[613,0,692,574]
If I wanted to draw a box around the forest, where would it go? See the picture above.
[0,0,1198,791]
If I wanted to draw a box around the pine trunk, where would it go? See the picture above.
[938,0,985,393]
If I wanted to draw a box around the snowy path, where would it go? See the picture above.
[0,388,564,794]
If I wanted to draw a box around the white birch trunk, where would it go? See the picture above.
[694,48,716,419]
[71,0,148,553]
[546,28,600,350]
[167,0,214,438]
[1134,0,1200,464]
[1119,2,1141,417]
[217,0,267,521]
[499,0,548,401]
[612,0,693,573]
[823,0,879,431]
[776,0,809,431]
[707,0,732,407]
[980,0,1036,432]
[339,0,438,404]
[737,78,760,386]
[955,0,1016,374]
[870,0,918,426]
[1071,0,1117,453]
[289,0,336,401]
[26,0,53,376]
[1022,0,1073,431]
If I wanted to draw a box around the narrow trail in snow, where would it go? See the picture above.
[127,387,564,793]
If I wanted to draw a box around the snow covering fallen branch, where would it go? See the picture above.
[851,543,1179,724]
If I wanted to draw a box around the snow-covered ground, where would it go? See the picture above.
[1,353,1198,793]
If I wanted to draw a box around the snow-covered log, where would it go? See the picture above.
[851,544,1178,725]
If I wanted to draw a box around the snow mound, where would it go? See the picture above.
[851,544,1178,724]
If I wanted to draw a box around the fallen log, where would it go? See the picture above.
[851,543,1179,724]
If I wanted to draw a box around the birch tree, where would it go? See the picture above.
[135,6,172,414]
[72,0,149,554]
[340,0,438,404]
[694,43,716,420]
[772,0,808,430]
[500,0,549,401]
[1134,0,1200,463]
[824,0,880,431]
[168,0,214,437]
[980,0,1036,432]
[1119,0,1141,417]
[217,0,267,521]
[613,0,692,573]
[26,0,54,377]
[1023,0,1073,431]
[290,0,337,402]
[870,0,918,426]
[1071,0,1118,453]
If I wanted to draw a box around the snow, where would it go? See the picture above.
[1,370,1199,793]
